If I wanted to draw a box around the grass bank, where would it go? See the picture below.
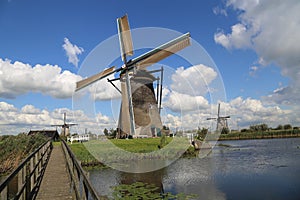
[69,137,197,168]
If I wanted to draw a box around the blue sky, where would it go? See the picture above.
[0,0,299,135]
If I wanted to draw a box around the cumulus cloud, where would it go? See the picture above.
[21,105,41,114]
[62,37,84,67]
[157,65,217,113]
[214,23,254,49]
[171,64,217,96]
[90,73,121,101]
[162,96,292,131]
[164,91,209,112]
[225,97,290,128]
[0,97,296,135]
[0,58,82,99]
[0,102,114,135]
[214,0,300,105]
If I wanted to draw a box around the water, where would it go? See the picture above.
[88,138,300,199]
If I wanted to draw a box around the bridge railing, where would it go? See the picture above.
[61,139,100,200]
[0,140,52,200]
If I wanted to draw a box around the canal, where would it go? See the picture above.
[88,138,300,199]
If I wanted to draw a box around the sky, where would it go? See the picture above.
[0,0,300,135]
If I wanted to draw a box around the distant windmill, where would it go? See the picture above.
[207,103,230,132]
[75,14,191,138]
[51,112,77,137]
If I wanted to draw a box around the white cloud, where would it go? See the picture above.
[21,105,41,114]
[162,96,293,131]
[214,23,254,49]
[0,97,297,135]
[62,37,84,67]
[225,97,289,128]
[0,101,17,112]
[215,0,300,105]
[0,102,114,135]
[0,58,82,99]
[90,73,121,101]
[213,6,228,16]
[249,65,259,77]
[171,64,217,96]
[164,91,209,112]
[157,65,217,113]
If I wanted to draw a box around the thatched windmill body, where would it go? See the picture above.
[75,15,191,138]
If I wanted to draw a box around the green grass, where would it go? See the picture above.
[52,141,61,146]
[110,137,173,153]
[68,137,191,167]
[69,142,98,163]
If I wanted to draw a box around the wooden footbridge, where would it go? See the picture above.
[0,139,100,200]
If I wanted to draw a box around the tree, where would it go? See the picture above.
[250,124,268,132]
[103,128,109,136]
[197,127,208,139]
[261,124,268,131]
[109,128,117,138]
[276,124,283,130]
[283,124,292,130]
[221,127,229,134]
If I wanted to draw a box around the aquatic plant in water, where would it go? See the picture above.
[112,182,197,200]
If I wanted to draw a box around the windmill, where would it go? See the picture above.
[75,14,191,138]
[207,103,230,132]
[51,112,77,137]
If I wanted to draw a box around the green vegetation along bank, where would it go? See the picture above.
[216,129,300,141]
[0,134,48,176]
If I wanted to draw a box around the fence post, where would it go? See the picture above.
[0,186,8,200]
[25,162,31,199]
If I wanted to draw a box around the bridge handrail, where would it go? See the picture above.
[61,139,100,200]
[0,139,52,199]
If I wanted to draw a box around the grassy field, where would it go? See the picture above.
[69,142,99,164]
[110,137,173,153]
[68,137,194,168]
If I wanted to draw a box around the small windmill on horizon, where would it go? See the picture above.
[51,112,77,137]
[207,103,230,132]
[75,14,191,138]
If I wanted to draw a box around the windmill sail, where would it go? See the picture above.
[127,32,190,69]
[75,14,192,137]
[75,66,116,91]
[117,14,134,62]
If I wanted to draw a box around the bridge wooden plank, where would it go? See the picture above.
[36,143,73,199]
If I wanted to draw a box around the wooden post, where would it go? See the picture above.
[25,162,31,200]
[18,170,24,200]
[0,186,8,200]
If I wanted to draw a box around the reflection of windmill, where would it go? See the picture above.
[207,103,230,132]
[75,14,191,138]
[51,113,77,137]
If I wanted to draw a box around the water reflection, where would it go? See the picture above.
[89,138,300,200]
